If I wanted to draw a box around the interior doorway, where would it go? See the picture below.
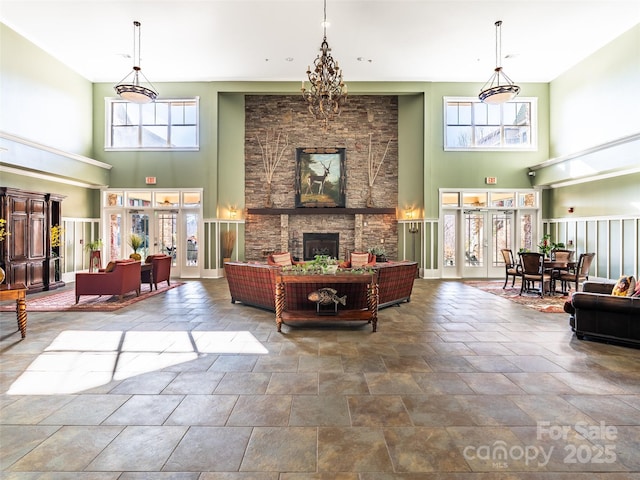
[102,189,203,278]
[440,189,540,279]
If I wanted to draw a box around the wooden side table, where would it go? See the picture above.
[275,273,379,333]
[140,263,153,290]
[0,283,28,338]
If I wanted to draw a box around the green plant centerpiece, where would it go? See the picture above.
[128,234,144,261]
[368,245,387,262]
[538,234,565,258]
[281,254,375,276]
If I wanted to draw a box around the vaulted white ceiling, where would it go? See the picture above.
[1,0,639,85]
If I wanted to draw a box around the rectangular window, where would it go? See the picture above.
[444,97,536,151]
[106,98,199,151]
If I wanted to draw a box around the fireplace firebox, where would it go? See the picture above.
[303,233,339,261]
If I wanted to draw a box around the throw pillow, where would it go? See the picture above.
[611,275,636,297]
[271,252,292,267]
[104,261,116,272]
[632,281,640,297]
[351,252,370,267]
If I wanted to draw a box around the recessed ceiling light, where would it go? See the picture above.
[357,57,373,63]
[285,57,294,62]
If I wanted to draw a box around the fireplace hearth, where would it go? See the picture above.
[303,233,339,261]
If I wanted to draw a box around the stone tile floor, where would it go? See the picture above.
[1,278,639,479]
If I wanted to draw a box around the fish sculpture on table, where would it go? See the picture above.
[308,288,347,307]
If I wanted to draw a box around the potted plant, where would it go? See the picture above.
[128,234,144,261]
[368,245,387,262]
[84,239,103,272]
[539,235,566,258]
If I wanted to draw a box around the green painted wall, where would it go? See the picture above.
[218,93,245,216]
[397,94,424,216]
[544,24,640,220]
[546,172,640,218]
[0,23,93,155]
[0,171,99,218]
[550,24,640,157]
[423,82,550,218]
[91,82,219,218]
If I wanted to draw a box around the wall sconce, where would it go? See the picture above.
[229,207,237,219]
[405,207,419,233]
[567,207,574,213]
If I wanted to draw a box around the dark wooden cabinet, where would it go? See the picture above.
[0,187,65,292]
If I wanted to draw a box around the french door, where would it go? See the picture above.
[462,210,514,278]
[125,210,199,278]
[103,189,203,278]
[442,208,537,279]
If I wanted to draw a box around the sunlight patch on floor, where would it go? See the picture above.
[8,330,269,395]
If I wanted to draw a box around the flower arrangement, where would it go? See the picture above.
[50,224,64,249]
[538,234,565,257]
[0,218,9,242]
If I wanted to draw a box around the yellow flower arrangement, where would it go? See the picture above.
[0,218,9,242]
[50,224,64,248]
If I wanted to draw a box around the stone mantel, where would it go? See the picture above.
[247,208,396,215]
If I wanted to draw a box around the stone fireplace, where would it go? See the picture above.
[303,233,339,260]
[244,95,399,261]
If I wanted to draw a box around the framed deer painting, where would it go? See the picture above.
[295,147,346,208]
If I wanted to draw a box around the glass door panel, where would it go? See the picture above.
[106,213,122,262]
[463,211,485,277]
[156,210,177,265]
[491,211,513,277]
[186,212,199,265]
[443,213,457,268]
[130,212,150,259]
[520,213,536,252]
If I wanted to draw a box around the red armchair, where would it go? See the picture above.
[142,254,172,290]
[75,259,141,303]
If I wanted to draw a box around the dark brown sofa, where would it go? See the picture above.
[569,280,640,347]
[223,260,418,312]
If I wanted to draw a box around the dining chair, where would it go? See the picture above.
[519,252,552,297]
[558,252,596,293]
[551,249,574,270]
[500,249,522,289]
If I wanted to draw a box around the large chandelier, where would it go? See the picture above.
[302,0,347,126]
[114,21,158,104]
[479,20,520,105]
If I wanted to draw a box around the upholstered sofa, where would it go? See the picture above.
[224,260,418,312]
[75,259,141,303]
[568,280,640,347]
[142,254,172,290]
